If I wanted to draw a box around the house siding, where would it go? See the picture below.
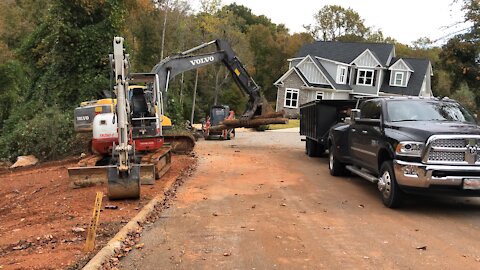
[276,71,307,118]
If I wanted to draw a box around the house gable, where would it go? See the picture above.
[274,67,308,86]
[296,55,333,87]
[380,58,432,96]
[350,49,382,68]
[388,59,414,88]
[389,58,413,72]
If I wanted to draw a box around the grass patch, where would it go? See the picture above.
[267,119,300,130]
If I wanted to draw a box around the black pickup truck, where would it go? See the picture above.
[300,97,480,208]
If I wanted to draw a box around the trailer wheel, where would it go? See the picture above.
[378,161,403,208]
[328,144,347,176]
[306,138,317,157]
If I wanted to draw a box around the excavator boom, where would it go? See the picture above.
[151,39,263,119]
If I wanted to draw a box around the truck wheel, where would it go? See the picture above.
[329,144,346,176]
[306,138,317,157]
[378,161,403,208]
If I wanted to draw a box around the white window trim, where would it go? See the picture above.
[356,68,374,86]
[284,88,299,108]
[315,91,324,100]
[336,66,347,84]
[392,71,404,86]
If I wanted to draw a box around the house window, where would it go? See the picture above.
[392,71,405,86]
[336,66,347,84]
[356,69,374,86]
[284,88,299,108]
[316,91,324,100]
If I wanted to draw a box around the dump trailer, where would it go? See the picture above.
[300,99,359,157]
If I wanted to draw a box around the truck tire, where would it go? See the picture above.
[378,161,403,208]
[329,144,347,176]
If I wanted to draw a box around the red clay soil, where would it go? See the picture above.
[0,154,195,270]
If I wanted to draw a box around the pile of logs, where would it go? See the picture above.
[209,111,288,132]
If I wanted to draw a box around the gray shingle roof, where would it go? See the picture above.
[296,41,394,67]
[380,58,430,96]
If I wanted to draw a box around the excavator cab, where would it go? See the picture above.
[204,105,235,140]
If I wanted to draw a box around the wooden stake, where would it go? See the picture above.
[85,192,103,252]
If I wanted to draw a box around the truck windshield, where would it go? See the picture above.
[386,100,476,123]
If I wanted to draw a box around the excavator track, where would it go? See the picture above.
[67,147,172,189]
[163,134,195,154]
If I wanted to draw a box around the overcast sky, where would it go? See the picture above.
[193,0,470,45]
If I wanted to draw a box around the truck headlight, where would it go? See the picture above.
[396,141,424,157]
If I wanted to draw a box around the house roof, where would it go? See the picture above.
[296,41,394,67]
[380,58,430,96]
[310,57,351,90]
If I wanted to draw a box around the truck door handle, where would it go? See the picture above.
[361,130,368,134]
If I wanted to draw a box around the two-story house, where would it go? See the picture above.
[274,41,433,117]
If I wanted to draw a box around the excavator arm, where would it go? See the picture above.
[151,40,262,119]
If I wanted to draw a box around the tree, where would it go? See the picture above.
[433,70,453,97]
[451,82,477,113]
[0,60,28,129]
[20,0,126,108]
[306,5,368,41]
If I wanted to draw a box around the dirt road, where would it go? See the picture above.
[120,130,480,269]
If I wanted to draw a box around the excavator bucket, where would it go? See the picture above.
[107,165,141,200]
[68,164,157,188]
[68,148,172,190]
[68,165,112,188]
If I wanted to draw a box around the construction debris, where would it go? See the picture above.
[10,155,38,169]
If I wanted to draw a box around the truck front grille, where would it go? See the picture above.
[428,151,465,162]
[424,135,480,165]
[431,138,465,148]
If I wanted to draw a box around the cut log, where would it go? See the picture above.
[252,110,285,119]
[209,118,288,132]
[222,118,287,126]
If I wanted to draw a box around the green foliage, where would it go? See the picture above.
[433,70,453,97]
[451,82,477,113]
[0,106,77,161]
[0,60,28,129]
[20,0,126,109]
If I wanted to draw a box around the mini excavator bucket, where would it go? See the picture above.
[68,163,157,188]
[107,165,141,200]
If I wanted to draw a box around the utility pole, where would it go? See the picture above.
[191,69,199,124]
[160,0,169,60]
